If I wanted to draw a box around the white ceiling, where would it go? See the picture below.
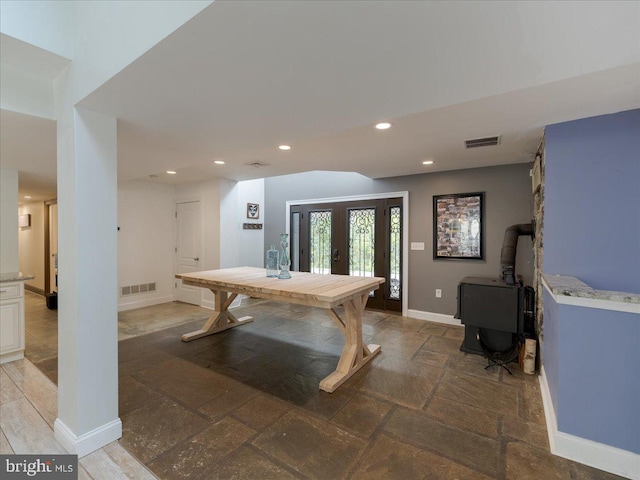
[2,1,639,199]
[0,109,57,202]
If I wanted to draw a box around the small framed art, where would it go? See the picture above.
[247,203,260,219]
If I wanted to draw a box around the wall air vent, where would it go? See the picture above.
[245,161,271,168]
[120,283,156,296]
[465,136,501,149]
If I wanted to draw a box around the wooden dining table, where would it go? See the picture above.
[175,266,385,393]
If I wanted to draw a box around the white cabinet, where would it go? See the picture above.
[0,281,25,364]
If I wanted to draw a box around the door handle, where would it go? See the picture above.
[193,257,199,262]
[333,249,340,263]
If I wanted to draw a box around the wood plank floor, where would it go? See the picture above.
[20,292,622,480]
[0,358,156,479]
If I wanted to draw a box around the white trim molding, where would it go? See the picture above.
[285,191,410,316]
[406,309,460,326]
[201,298,216,310]
[54,418,122,458]
[0,350,24,364]
[539,367,640,480]
[118,294,174,312]
[542,278,640,314]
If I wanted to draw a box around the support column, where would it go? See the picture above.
[54,66,120,457]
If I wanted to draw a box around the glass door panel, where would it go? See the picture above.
[389,206,402,300]
[309,210,332,274]
[292,198,402,312]
[348,208,376,278]
[348,208,377,298]
[291,211,301,271]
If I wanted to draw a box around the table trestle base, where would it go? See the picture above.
[181,291,254,342]
[319,293,381,393]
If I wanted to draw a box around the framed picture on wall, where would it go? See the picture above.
[433,192,484,260]
[247,203,260,219]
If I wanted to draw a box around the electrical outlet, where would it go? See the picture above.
[435,289,442,298]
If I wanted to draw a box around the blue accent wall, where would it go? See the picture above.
[554,302,640,453]
[544,109,640,293]
[541,288,559,415]
[542,109,640,457]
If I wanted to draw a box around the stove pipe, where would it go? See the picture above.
[500,223,534,285]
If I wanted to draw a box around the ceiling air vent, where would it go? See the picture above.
[465,136,501,149]
[245,161,271,168]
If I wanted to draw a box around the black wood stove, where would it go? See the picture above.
[455,223,535,372]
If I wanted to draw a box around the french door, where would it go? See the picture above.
[290,198,402,312]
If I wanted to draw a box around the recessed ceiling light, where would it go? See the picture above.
[422,160,434,165]
[375,122,392,130]
[278,145,291,151]
[214,160,225,165]
[24,195,32,199]
[166,170,177,175]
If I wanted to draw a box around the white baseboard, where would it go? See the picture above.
[539,366,639,480]
[118,294,174,312]
[0,350,24,365]
[54,418,122,458]
[201,299,215,310]
[406,309,460,326]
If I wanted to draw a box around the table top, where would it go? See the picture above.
[176,266,384,308]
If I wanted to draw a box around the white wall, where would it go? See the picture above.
[72,1,212,103]
[118,178,263,311]
[219,178,265,269]
[0,166,19,274]
[118,180,175,310]
[1,60,58,119]
[1,1,212,105]
[236,179,265,268]
[18,201,45,292]
[0,1,74,59]
[219,178,239,268]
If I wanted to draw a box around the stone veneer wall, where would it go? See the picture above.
[533,138,545,355]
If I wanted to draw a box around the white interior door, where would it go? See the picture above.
[175,201,202,305]
[49,203,58,294]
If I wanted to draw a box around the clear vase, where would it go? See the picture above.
[266,244,279,277]
[278,233,291,279]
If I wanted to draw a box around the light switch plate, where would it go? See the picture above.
[411,242,425,251]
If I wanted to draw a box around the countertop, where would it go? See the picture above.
[0,272,35,283]
[543,274,640,305]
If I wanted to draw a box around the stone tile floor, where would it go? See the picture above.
[22,292,624,480]
[0,359,156,479]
